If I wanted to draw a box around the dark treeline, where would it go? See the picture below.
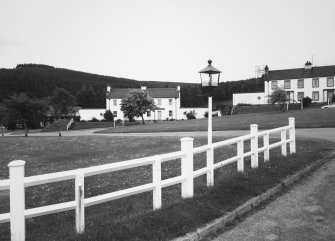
[0,64,264,108]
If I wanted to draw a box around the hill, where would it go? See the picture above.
[0,64,264,108]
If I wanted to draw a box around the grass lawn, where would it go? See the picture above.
[0,135,334,241]
[96,108,335,133]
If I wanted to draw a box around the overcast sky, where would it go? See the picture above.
[1,0,335,83]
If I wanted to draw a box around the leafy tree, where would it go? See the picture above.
[50,88,76,136]
[268,88,289,112]
[103,110,114,122]
[120,89,157,124]
[0,106,8,136]
[4,93,48,136]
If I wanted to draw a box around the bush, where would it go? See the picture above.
[184,110,197,120]
[303,96,312,107]
[74,115,81,122]
[103,110,114,122]
[90,117,99,122]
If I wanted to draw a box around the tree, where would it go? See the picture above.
[4,93,48,137]
[0,106,7,136]
[120,89,157,124]
[76,84,97,108]
[103,110,114,121]
[268,88,289,112]
[50,88,76,136]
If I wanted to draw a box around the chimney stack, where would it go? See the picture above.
[305,61,312,69]
[107,84,111,92]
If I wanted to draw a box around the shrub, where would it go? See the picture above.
[90,117,99,122]
[103,110,114,122]
[303,96,312,107]
[74,115,81,122]
[184,110,197,120]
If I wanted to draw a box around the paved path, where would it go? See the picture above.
[210,156,335,241]
[3,128,335,142]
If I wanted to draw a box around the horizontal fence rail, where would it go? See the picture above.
[0,118,296,241]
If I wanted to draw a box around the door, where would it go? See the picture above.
[158,111,162,121]
[329,91,334,103]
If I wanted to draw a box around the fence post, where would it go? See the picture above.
[264,132,270,162]
[237,140,244,172]
[75,171,85,234]
[152,157,162,210]
[281,129,287,157]
[206,146,214,186]
[8,160,26,241]
[289,117,296,154]
[181,137,194,198]
[250,124,258,168]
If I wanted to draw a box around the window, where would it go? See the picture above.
[271,81,278,90]
[327,77,334,87]
[312,78,319,88]
[147,111,151,117]
[158,99,162,105]
[297,79,304,88]
[113,111,117,117]
[169,110,173,117]
[284,80,291,89]
[113,99,117,106]
[298,92,304,100]
[312,91,319,101]
[169,99,173,106]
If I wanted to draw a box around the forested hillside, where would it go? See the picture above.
[0,64,264,108]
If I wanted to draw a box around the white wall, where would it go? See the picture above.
[268,77,335,102]
[233,93,266,105]
[78,109,106,121]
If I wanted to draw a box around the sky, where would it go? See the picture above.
[1,0,335,84]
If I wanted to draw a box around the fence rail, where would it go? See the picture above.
[0,118,296,241]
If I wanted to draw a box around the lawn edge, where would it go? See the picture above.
[171,151,335,241]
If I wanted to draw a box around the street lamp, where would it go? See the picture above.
[199,59,221,145]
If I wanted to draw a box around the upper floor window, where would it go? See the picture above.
[113,99,117,106]
[157,99,162,105]
[271,81,278,90]
[312,91,319,101]
[284,80,291,89]
[327,77,334,87]
[297,79,304,88]
[312,78,319,88]
[169,99,173,106]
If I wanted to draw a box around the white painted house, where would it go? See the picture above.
[106,86,181,121]
[233,62,335,105]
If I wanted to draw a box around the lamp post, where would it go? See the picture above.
[199,59,222,145]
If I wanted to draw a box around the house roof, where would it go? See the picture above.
[267,65,335,81]
[106,88,179,99]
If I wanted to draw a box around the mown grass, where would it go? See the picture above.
[0,136,333,241]
[96,108,335,133]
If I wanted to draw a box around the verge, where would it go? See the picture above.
[171,152,335,241]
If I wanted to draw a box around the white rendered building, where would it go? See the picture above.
[106,86,182,121]
[233,62,335,105]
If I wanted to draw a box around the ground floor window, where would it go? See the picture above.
[312,91,319,101]
[113,111,117,117]
[169,110,173,117]
[297,92,304,101]
[147,111,151,117]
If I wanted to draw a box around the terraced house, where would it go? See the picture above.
[106,85,181,121]
[233,61,335,105]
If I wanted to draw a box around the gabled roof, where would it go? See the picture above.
[106,88,179,99]
[267,65,335,81]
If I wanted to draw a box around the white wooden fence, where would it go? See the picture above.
[0,118,296,241]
